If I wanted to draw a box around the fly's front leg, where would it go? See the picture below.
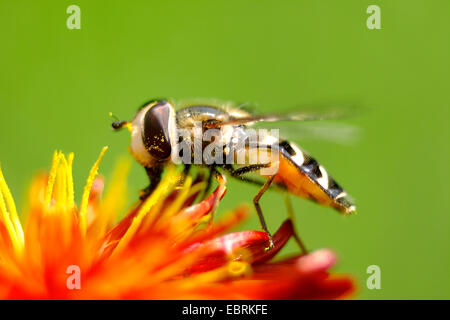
[140,166,162,200]
[198,168,214,201]
[208,168,227,225]
[183,164,191,177]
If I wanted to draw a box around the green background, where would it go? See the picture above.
[0,0,448,299]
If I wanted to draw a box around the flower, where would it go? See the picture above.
[0,147,355,299]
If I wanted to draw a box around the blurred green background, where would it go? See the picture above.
[0,0,448,299]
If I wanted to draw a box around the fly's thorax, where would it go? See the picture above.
[175,105,230,128]
[172,122,241,165]
[129,100,177,168]
[172,104,257,165]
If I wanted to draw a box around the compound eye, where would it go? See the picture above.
[142,102,172,159]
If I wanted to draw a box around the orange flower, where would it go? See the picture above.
[0,147,354,299]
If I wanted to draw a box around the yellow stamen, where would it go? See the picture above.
[0,165,25,255]
[66,153,75,208]
[55,154,68,207]
[79,146,108,235]
[90,158,131,239]
[187,181,207,199]
[111,166,180,257]
[179,261,252,291]
[45,151,61,206]
[168,181,209,239]
[44,152,76,214]
[0,192,21,256]
[49,153,75,245]
[164,175,193,219]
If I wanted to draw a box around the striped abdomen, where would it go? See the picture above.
[273,141,356,214]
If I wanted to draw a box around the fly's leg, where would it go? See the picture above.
[284,194,308,254]
[223,164,268,186]
[139,185,152,200]
[198,168,214,201]
[208,168,227,225]
[139,166,162,200]
[183,164,191,177]
[229,164,269,177]
[223,164,275,250]
[253,174,276,251]
[225,164,308,253]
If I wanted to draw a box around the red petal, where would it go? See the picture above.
[200,273,355,300]
[296,249,336,274]
[252,249,337,276]
[186,206,249,245]
[175,185,227,223]
[89,177,104,202]
[185,249,355,300]
[180,174,209,208]
[184,220,293,273]
[244,249,354,299]
[252,219,294,264]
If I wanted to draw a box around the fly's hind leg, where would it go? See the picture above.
[284,194,308,254]
[253,174,276,251]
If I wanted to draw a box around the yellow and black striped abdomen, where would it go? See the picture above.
[273,141,356,214]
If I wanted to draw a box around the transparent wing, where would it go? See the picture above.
[175,100,364,145]
[259,121,362,146]
[208,104,363,127]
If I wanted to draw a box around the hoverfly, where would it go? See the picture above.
[112,99,356,251]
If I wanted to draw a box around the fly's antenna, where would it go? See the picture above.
[109,112,131,131]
